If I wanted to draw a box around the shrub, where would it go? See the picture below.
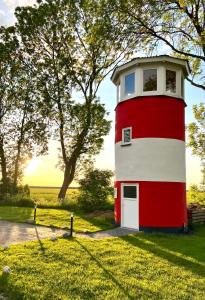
[188,184,205,206]
[0,182,32,207]
[77,168,113,211]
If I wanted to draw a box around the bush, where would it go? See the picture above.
[0,182,32,207]
[77,168,113,211]
[187,184,205,206]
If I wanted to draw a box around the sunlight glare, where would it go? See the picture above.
[24,158,42,175]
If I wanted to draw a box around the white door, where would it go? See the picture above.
[121,184,139,230]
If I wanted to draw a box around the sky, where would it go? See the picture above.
[0,0,204,187]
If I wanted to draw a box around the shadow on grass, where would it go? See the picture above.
[73,207,116,232]
[0,206,33,223]
[34,226,47,255]
[80,216,116,232]
[75,239,160,300]
[0,273,25,300]
[121,233,205,277]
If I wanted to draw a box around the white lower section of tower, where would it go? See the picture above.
[115,138,186,182]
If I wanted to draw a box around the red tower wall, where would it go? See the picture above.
[115,96,185,142]
[115,96,187,232]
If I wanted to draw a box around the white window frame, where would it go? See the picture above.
[121,183,138,201]
[165,68,178,95]
[117,64,184,103]
[122,127,132,145]
[121,70,136,101]
[142,67,158,95]
[181,72,184,99]
[116,82,120,103]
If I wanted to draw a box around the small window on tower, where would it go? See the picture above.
[143,69,157,91]
[166,69,176,93]
[124,72,135,96]
[122,127,132,145]
[123,185,137,199]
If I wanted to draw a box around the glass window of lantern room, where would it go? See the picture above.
[143,69,157,91]
[166,69,176,93]
[122,127,132,145]
[124,72,135,96]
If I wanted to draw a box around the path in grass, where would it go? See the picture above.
[0,221,66,245]
[0,206,115,233]
[1,227,205,299]
[0,220,138,245]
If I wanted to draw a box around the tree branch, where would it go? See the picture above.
[186,76,205,90]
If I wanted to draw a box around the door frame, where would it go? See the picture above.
[121,183,139,229]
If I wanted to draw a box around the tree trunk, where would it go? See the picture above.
[58,158,77,200]
[58,165,72,201]
[0,137,8,186]
[57,90,91,200]
[13,109,26,186]
[13,142,22,186]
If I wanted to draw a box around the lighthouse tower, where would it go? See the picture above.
[111,55,190,233]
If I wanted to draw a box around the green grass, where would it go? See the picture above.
[30,187,63,194]
[30,187,80,208]
[0,187,80,209]
[0,206,115,233]
[0,227,205,299]
[0,187,114,212]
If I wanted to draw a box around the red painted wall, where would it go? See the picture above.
[115,181,187,227]
[115,96,185,143]
[115,95,187,230]
[114,181,121,224]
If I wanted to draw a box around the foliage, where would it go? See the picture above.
[15,0,133,199]
[187,103,205,190]
[1,228,205,299]
[0,26,49,189]
[0,206,115,233]
[188,103,205,158]
[0,186,114,210]
[187,184,205,206]
[0,182,31,206]
[0,26,19,186]
[113,0,205,90]
[77,168,113,211]
[0,182,29,195]
[0,187,77,209]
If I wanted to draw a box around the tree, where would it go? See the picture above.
[0,26,49,191]
[15,0,133,200]
[0,26,19,187]
[187,102,205,190]
[77,168,113,211]
[113,0,205,90]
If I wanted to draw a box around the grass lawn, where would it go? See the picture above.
[0,227,205,299]
[30,187,80,208]
[0,206,115,233]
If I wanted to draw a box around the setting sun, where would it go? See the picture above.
[24,158,42,175]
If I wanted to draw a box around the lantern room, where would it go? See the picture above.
[111,55,190,233]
